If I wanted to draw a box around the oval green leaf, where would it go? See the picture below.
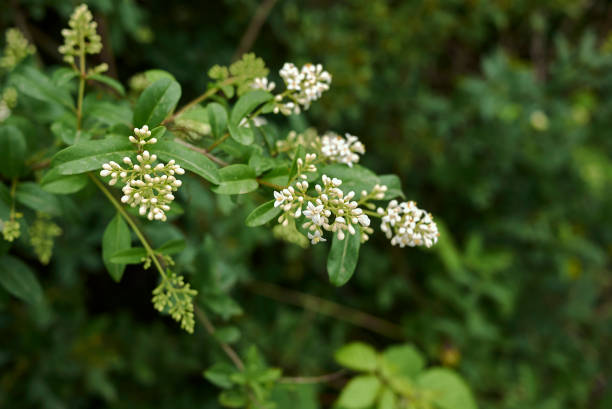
[337,375,381,409]
[51,136,134,175]
[102,214,132,282]
[229,90,273,127]
[109,247,147,264]
[133,78,181,128]
[16,182,61,216]
[245,200,282,227]
[327,225,361,286]
[0,125,26,178]
[417,368,477,409]
[40,168,89,194]
[207,102,228,138]
[335,342,379,372]
[0,255,44,304]
[150,138,220,184]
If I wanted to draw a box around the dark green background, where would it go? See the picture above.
[1,1,611,408]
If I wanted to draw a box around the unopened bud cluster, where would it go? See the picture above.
[29,213,62,265]
[100,126,184,222]
[378,200,439,248]
[273,155,373,244]
[0,87,18,123]
[1,218,21,242]
[0,28,35,70]
[152,272,197,333]
[58,4,102,64]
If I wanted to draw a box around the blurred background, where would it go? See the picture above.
[1,0,612,408]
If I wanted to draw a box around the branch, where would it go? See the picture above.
[174,138,229,167]
[194,306,245,371]
[232,0,280,62]
[279,369,347,384]
[247,280,405,340]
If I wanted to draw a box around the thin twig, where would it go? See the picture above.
[279,369,347,384]
[174,139,229,167]
[232,0,280,62]
[194,306,245,371]
[207,133,230,152]
[247,280,405,340]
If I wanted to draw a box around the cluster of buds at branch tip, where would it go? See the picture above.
[100,126,184,222]
[320,132,365,167]
[128,125,157,148]
[58,4,102,64]
[276,129,366,168]
[274,165,374,245]
[378,200,439,248]
[251,62,331,116]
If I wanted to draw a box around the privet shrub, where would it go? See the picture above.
[0,5,474,409]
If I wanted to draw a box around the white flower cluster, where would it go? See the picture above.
[377,200,439,248]
[272,63,332,115]
[273,155,373,245]
[320,132,365,167]
[275,128,366,168]
[100,126,184,222]
[251,77,275,92]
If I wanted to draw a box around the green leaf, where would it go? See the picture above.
[245,200,282,227]
[15,183,61,216]
[248,151,277,175]
[156,239,186,255]
[219,390,248,408]
[230,90,273,126]
[228,120,254,145]
[327,225,361,286]
[207,102,228,138]
[133,78,182,128]
[381,344,425,379]
[88,73,126,95]
[51,135,134,175]
[289,145,305,181]
[377,387,396,409]
[102,214,132,282]
[109,247,147,264]
[50,121,78,145]
[211,164,258,195]
[260,167,289,187]
[377,174,405,200]
[150,138,220,184]
[40,168,89,194]
[215,326,241,344]
[204,362,237,389]
[144,69,175,82]
[335,342,379,372]
[11,66,74,109]
[417,368,477,409]
[337,375,381,409]
[0,255,44,304]
[0,125,26,178]
[84,100,132,127]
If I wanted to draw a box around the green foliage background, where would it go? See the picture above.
[1,0,612,408]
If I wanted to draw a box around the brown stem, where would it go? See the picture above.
[247,280,405,340]
[256,179,285,190]
[207,133,229,152]
[163,77,237,126]
[174,139,229,167]
[194,306,245,371]
[279,369,347,384]
[232,0,280,62]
